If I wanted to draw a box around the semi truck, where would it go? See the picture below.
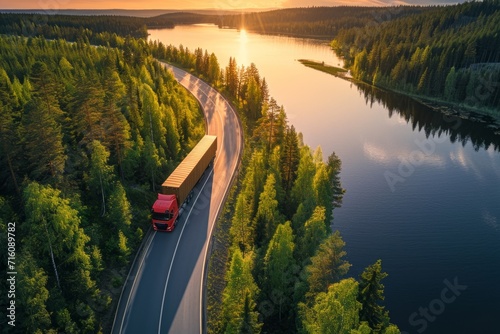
[151,135,217,231]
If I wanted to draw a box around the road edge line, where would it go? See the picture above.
[200,88,244,334]
[111,226,155,334]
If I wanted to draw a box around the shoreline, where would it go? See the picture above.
[297,59,347,77]
[298,59,500,131]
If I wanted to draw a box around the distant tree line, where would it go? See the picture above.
[146,12,216,28]
[0,13,150,39]
[0,12,219,41]
[0,34,204,332]
[332,1,500,114]
[0,7,430,42]
[214,6,429,38]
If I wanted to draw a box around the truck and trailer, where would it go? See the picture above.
[151,135,217,231]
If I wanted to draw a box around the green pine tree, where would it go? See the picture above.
[22,61,67,183]
[358,259,390,332]
[306,231,351,298]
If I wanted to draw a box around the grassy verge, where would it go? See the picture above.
[298,59,347,77]
[206,99,248,333]
[206,176,238,333]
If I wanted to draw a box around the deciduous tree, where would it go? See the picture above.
[313,163,333,223]
[298,206,328,264]
[263,222,297,322]
[230,192,254,254]
[254,173,283,246]
[301,278,361,334]
[17,252,51,333]
[87,140,115,216]
[222,249,261,333]
[22,181,93,299]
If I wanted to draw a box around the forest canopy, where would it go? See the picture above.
[0,34,204,332]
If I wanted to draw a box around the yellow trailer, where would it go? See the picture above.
[152,135,217,231]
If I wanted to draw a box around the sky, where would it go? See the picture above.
[0,0,463,10]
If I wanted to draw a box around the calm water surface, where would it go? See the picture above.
[149,25,500,333]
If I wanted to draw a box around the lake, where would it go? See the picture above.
[149,24,500,333]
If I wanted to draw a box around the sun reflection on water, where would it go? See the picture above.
[238,28,249,66]
[239,28,248,42]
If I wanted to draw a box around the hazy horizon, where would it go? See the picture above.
[0,0,467,11]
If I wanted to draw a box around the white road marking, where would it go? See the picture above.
[169,66,242,334]
[118,231,157,333]
[157,167,215,334]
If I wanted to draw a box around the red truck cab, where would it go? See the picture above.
[151,194,179,231]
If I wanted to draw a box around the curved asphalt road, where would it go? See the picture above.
[112,64,242,334]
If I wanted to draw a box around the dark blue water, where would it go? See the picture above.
[333,85,500,334]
